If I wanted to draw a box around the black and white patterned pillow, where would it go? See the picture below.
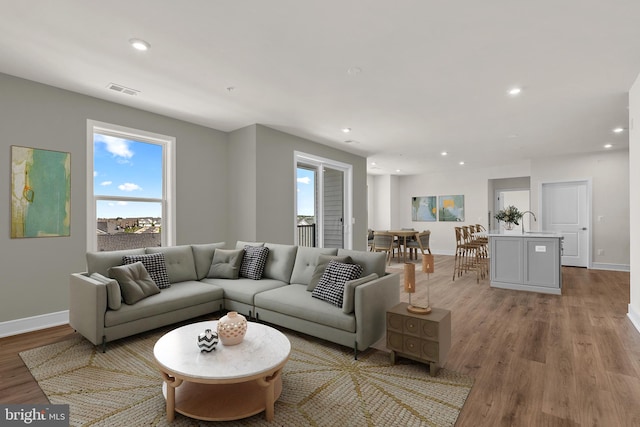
[312,260,363,307]
[122,253,171,289]
[239,245,270,280]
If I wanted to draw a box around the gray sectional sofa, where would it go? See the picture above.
[69,241,400,357]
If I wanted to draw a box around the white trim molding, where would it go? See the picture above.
[590,262,630,272]
[0,310,69,338]
[628,304,640,335]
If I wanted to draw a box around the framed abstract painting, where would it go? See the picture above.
[411,196,437,221]
[438,195,464,222]
[11,146,71,238]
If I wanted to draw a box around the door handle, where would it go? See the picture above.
[581,227,587,230]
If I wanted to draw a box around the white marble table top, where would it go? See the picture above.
[153,321,291,380]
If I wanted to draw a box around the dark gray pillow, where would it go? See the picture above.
[312,261,364,307]
[108,261,160,305]
[207,249,244,279]
[307,255,353,291]
[240,245,270,280]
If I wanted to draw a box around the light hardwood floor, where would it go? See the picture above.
[1,255,639,426]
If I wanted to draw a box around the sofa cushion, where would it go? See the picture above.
[104,281,224,328]
[254,284,356,332]
[146,245,198,283]
[240,245,270,280]
[342,273,379,314]
[235,241,264,249]
[289,247,338,286]
[263,243,297,283]
[207,249,243,279]
[201,277,287,305]
[312,261,363,307]
[191,242,226,280]
[86,248,146,277]
[307,254,353,291]
[123,253,171,289]
[90,272,122,311]
[108,262,160,305]
[337,249,387,278]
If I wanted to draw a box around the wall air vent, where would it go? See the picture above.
[107,83,139,96]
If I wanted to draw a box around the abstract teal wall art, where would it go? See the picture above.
[438,195,464,222]
[411,196,437,221]
[11,146,71,238]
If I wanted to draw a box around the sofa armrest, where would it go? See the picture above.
[354,272,400,350]
[69,272,107,346]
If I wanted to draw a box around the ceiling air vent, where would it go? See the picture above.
[107,83,139,96]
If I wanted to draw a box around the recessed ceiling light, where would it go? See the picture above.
[371,162,377,166]
[347,67,362,76]
[341,127,351,133]
[396,169,401,173]
[459,161,465,165]
[508,87,522,96]
[604,143,613,148]
[441,151,448,156]
[129,38,150,51]
[613,127,624,133]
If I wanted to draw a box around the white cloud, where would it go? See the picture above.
[94,171,98,177]
[95,134,134,159]
[118,183,142,191]
[117,201,128,206]
[297,177,311,184]
[100,181,112,186]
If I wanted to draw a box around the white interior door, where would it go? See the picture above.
[541,181,590,267]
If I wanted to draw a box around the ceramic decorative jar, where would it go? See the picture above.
[197,328,219,352]
[217,311,247,346]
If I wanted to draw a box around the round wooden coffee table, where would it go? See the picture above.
[153,321,291,422]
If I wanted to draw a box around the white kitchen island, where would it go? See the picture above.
[488,231,564,295]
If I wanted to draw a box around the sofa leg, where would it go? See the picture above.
[101,336,106,353]
[354,342,358,360]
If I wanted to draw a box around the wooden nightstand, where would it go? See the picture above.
[386,302,451,376]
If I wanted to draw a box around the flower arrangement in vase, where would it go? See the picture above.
[495,205,523,230]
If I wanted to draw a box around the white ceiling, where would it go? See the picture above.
[1,1,638,175]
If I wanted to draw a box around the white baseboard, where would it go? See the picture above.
[0,310,69,338]
[590,262,630,272]
[629,304,640,335]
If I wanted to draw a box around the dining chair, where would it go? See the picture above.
[405,230,431,259]
[372,231,395,265]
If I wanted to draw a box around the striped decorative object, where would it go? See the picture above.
[196,329,218,352]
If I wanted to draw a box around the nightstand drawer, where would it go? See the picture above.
[420,320,439,340]
[387,312,404,333]
[403,336,421,357]
[421,340,439,360]
[387,331,404,352]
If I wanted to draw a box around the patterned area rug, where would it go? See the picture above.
[20,327,472,426]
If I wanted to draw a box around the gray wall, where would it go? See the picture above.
[0,73,370,325]
[0,73,230,323]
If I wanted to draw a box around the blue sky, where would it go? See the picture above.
[297,167,315,216]
[94,134,163,218]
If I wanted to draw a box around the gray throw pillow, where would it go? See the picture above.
[312,261,363,307]
[122,252,171,289]
[342,273,379,314]
[90,272,122,310]
[108,261,160,305]
[307,255,353,291]
[207,249,244,279]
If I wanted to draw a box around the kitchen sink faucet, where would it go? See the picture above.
[521,211,537,233]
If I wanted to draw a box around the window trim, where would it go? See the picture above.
[86,120,176,251]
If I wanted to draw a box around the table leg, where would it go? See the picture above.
[160,371,183,422]
[257,369,281,421]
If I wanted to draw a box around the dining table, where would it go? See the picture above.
[388,230,418,263]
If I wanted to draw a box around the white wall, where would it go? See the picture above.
[371,150,629,267]
[629,72,640,331]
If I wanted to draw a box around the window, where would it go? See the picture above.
[87,120,175,251]
[294,152,353,249]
